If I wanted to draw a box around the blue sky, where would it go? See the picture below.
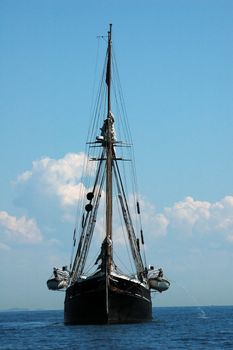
[0,0,232,310]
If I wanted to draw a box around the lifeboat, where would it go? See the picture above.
[47,267,69,291]
[147,267,170,293]
[148,278,170,292]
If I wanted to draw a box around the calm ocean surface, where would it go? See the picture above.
[0,306,232,349]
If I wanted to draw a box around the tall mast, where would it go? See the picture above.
[105,24,113,274]
[107,24,112,116]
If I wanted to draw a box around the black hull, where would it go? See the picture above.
[64,274,152,324]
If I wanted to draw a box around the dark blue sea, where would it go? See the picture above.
[0,306,232,349]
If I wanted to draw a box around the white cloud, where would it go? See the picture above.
[0,211,42,243]
[165,196,211,234]
[138,197,169,237]
[15,152,89,209]
[13,153,233,245]
[153,196,233,242]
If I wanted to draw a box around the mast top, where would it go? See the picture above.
[108,24,112,41]
[106,24,112,118]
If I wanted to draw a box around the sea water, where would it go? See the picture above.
[0,306,232,349]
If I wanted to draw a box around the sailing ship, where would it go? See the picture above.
[47,24,170,324]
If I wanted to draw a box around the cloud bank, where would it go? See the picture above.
[142,196,233,243]
[8,152,233,246]
[0,211,42,244]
